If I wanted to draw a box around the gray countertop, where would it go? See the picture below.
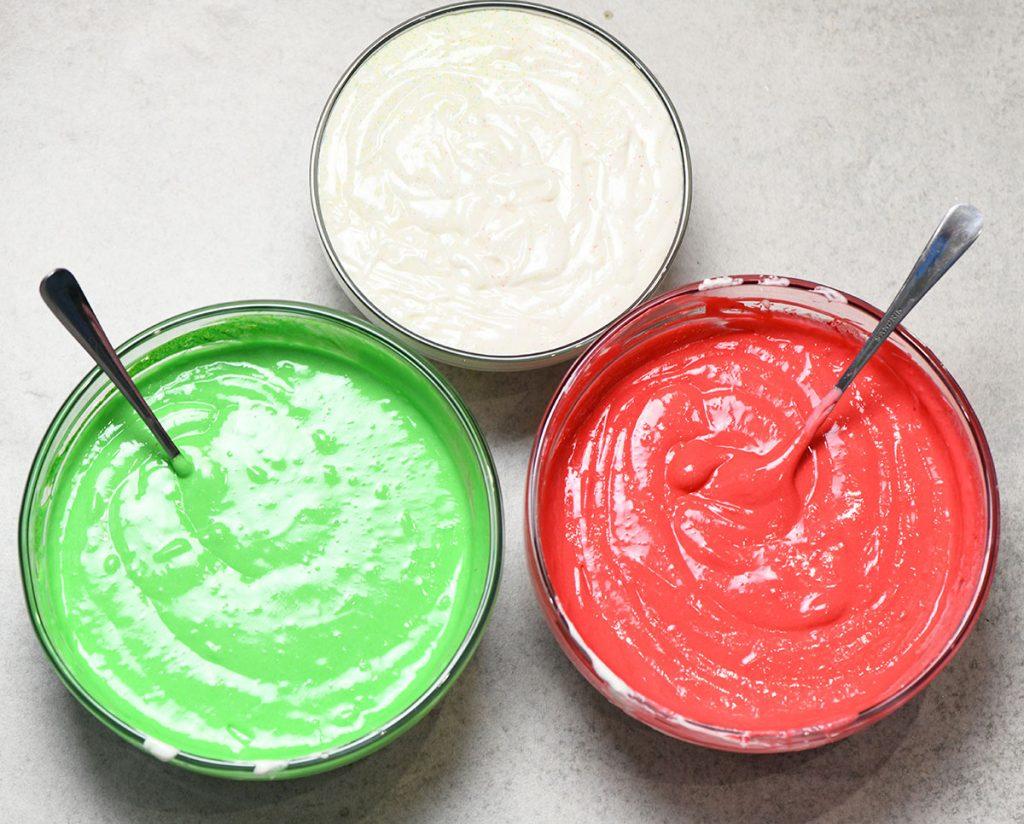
[2,1,1022,822]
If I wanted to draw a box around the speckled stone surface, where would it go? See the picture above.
[2,1,1022,822]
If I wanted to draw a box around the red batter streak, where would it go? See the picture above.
[538,300,987,732]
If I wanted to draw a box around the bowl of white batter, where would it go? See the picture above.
[311,1,692,370]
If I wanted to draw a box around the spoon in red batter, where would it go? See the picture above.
[677,203,983,507]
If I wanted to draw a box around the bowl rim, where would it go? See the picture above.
[19,299,504,778]
[525,274,1000,752]
[309,0,694,369]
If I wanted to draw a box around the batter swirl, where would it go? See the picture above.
[31,315,491,763]
[316,8,684,355]
[538,301,987,731]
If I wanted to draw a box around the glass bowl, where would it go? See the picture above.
[20,301,503,778]
[525,275,999,752]
[309,1,692,371]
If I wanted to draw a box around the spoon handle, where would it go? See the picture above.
[40,268,181,460]
[835,203,983,393]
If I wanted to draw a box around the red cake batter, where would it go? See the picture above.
[537,300,988,732]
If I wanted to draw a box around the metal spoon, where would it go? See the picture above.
[806,202,984,435]
[689,203,983,508]
[39,268,192,476]
[671,204,983,507]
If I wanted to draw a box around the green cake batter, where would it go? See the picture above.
[26,309,496,770]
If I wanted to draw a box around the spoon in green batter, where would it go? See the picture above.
[40,268,193,477]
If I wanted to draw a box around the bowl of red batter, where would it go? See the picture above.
[526,275,998,752]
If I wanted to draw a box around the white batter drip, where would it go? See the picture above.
[317,8,685,356]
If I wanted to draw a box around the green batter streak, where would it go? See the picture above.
[30,313,493,765]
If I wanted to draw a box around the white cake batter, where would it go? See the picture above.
[316,8,685,357]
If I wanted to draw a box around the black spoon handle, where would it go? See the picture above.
[835,203,983,393]
[40,268,181,460]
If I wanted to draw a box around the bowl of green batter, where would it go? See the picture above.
[19,301,502,779]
